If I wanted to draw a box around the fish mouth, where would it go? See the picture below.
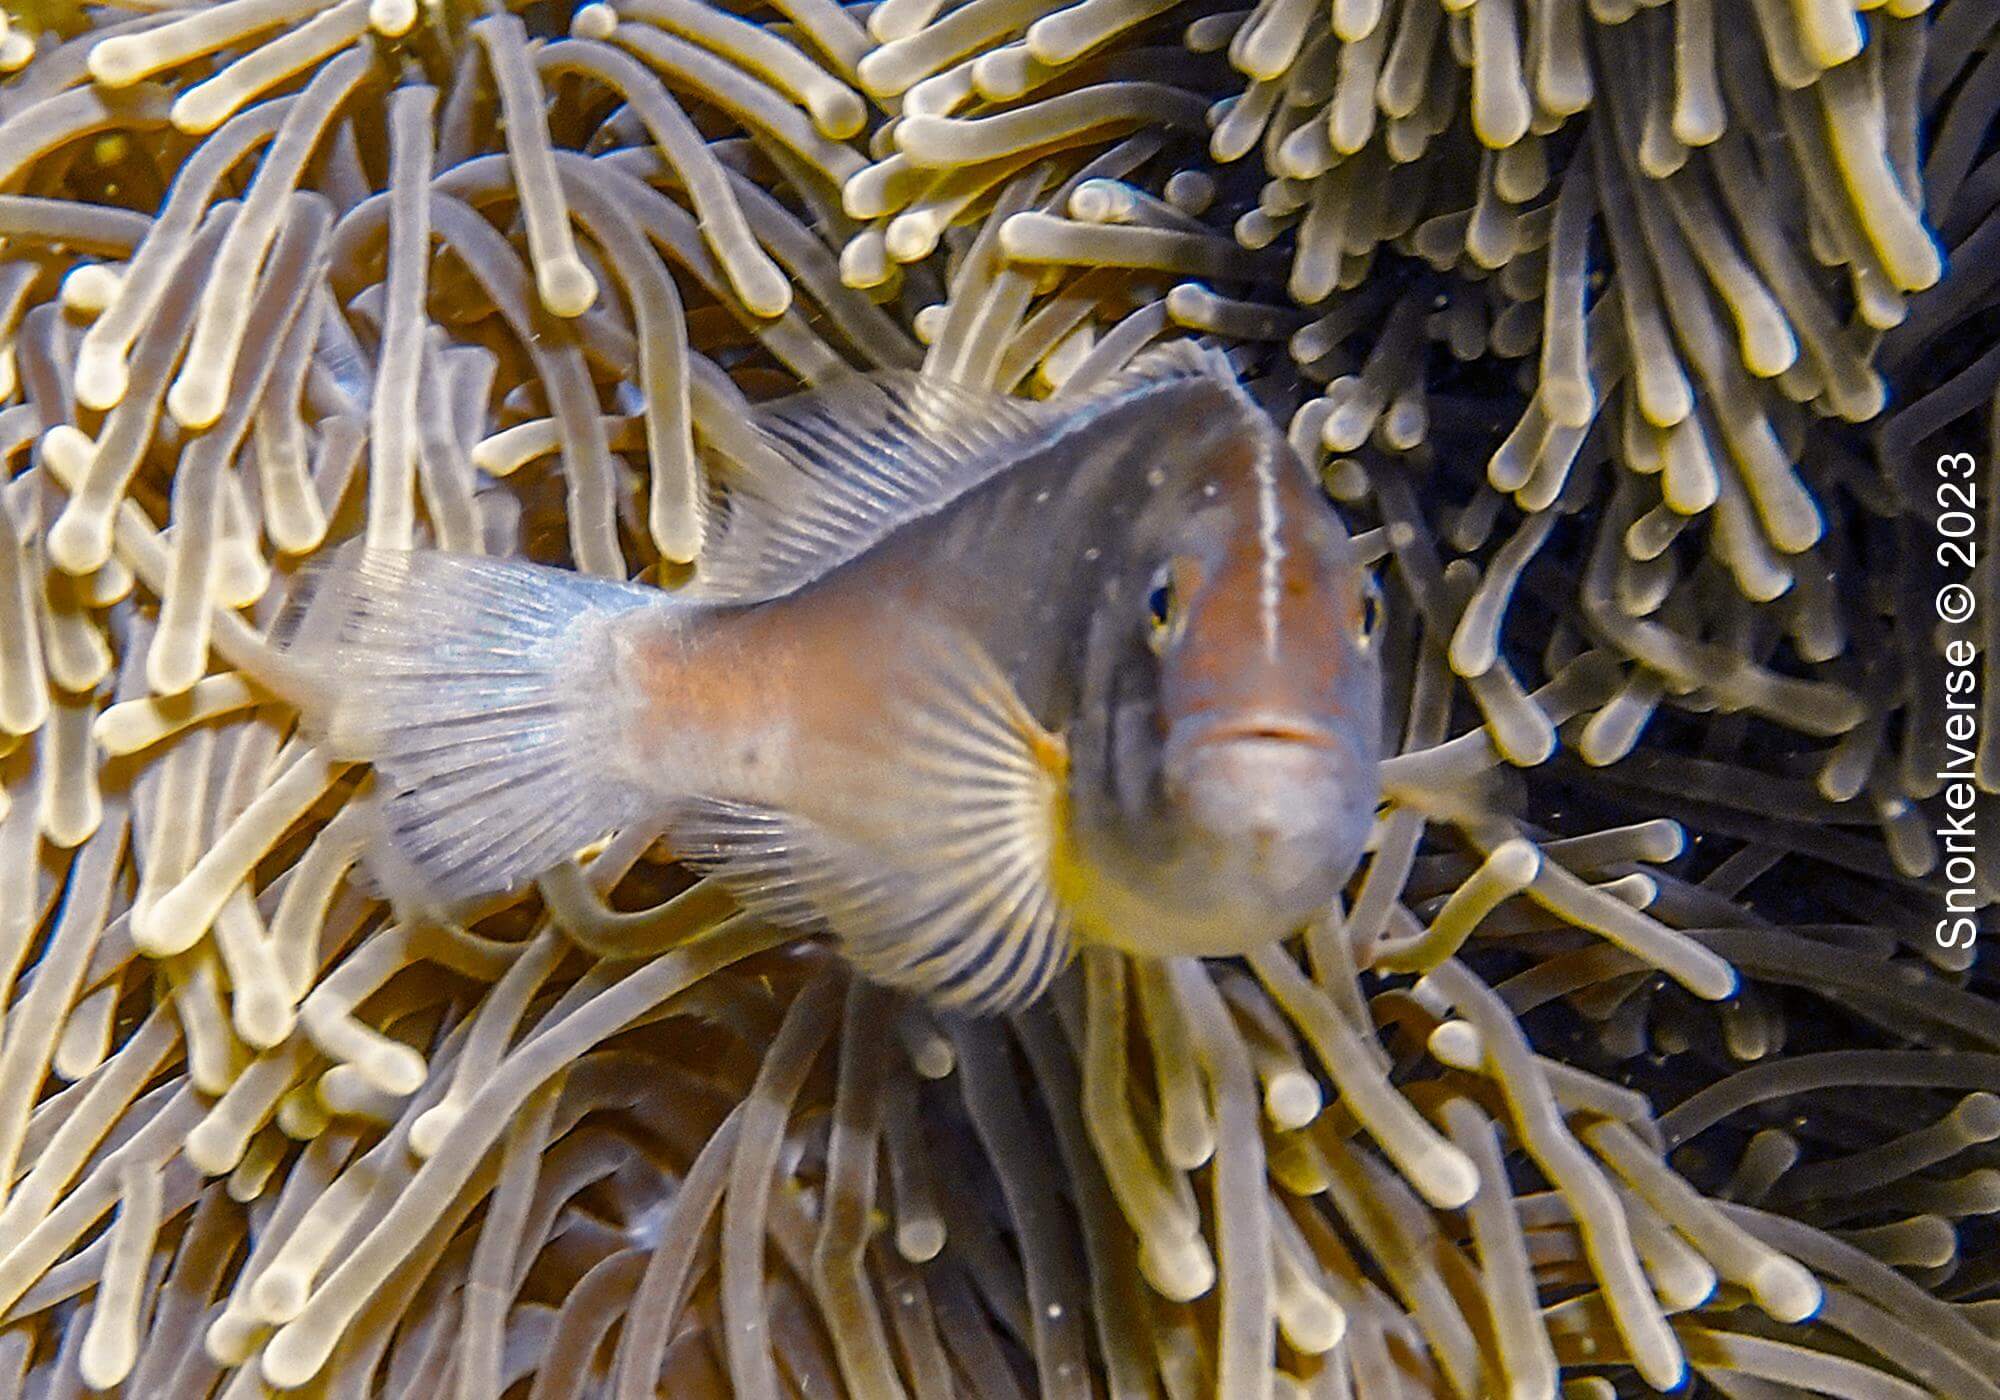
[1180,714,1347,751]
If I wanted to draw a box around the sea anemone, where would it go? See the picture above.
[0,0,1990,1395]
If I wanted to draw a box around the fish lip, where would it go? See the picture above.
[1179,715,1347,752]
[1160,712,1360,776]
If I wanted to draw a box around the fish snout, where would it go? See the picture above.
[1165,718,1378,905]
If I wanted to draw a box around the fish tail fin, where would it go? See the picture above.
[271,546,665,909]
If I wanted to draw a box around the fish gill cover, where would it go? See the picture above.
[0,0,1989,1395]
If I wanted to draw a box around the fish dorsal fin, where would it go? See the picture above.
[687,372,1051,603]
[1054,337,1247,403]
[688,343,1243,603]
[668,627,1076,1012]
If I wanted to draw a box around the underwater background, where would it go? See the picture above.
[0,0,1991,1394]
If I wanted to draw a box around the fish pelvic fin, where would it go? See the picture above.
[670,627,1077,1013]
[269,546,665,909]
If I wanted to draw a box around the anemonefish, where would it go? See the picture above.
[273,343,1384,1012]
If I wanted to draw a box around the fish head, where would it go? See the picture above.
[1090,430,1384,952]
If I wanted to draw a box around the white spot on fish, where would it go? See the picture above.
[1033,488,1051,504]
[1254,445,1284,658]
[1145,467,1165,489]
[1083,546,1101,563]
[1201,481,1218,498]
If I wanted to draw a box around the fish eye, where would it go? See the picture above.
[1146,566,1175,651]
[1356,576,1384,649]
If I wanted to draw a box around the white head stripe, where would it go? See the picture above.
[1253,443,1285,659]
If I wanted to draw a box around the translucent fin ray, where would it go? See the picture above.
[690,341,1242,604]
[271,547,665,907]
[667,626,1075,1013]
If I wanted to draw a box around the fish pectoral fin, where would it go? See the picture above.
[672,632,1076,1012]
[269,545,665,907]
[671,801,1077,1014]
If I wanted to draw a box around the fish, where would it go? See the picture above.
[271,342,1384,1012]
